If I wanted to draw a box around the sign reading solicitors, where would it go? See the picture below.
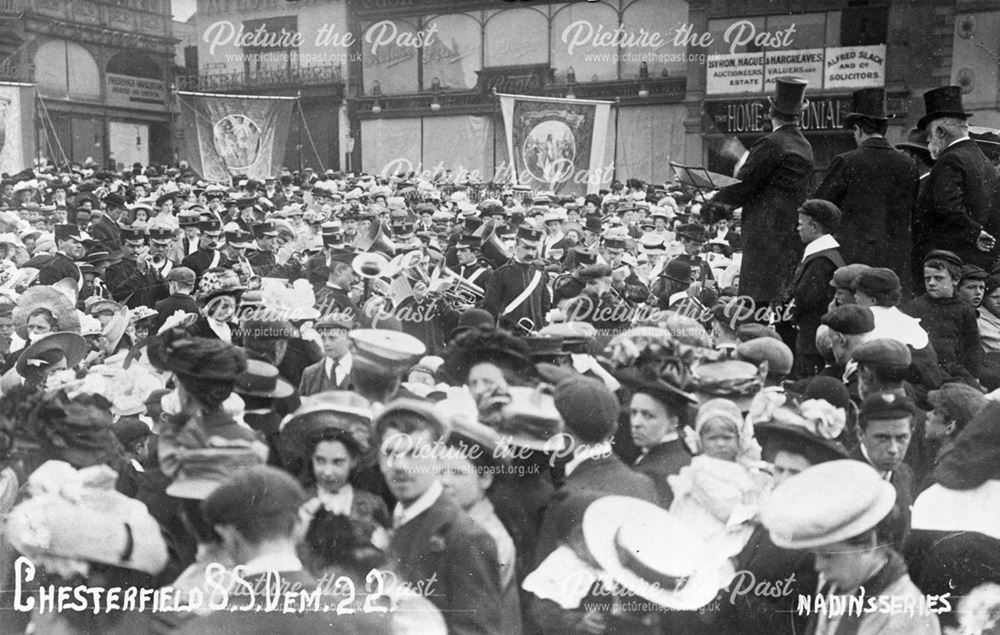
[707,45,885,95]
[705,96,851,134]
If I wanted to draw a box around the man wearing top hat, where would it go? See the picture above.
[916,85,1000,271]
[815,88,920,291]
[36,223,84,287]
[483,225,550,332]
[714,76,815,305]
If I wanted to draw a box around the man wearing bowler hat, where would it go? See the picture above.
[815,87,919,292]
[916,85,1000,271]
[714,76,815,305]
[483,224,550,332]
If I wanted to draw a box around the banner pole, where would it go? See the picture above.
[612,96,620,184]
[169,83,176,167]
[491,87,498,183]
[296,90,302,172]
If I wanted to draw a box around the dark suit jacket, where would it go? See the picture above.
[389,494,504,635]
[916,137,1000,268]
[632,439,691,508]
[89,214,121,252]
[850,445,914,547]
[713,124,814,302]
[815,137,919,289]
[533,454,657,565]
[299,357,350,396]
[181,248,232,278]
[789,246,845,357]
[153,293,201,332]
[35,252,80,287]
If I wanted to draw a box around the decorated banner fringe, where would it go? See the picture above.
[498,93,611,196]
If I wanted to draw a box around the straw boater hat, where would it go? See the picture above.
[7,460,168,575]
[278,391,373,475]
[761,460,896,550]
[583,496,734,610]
[12,286,81,339]
[15,332,88,377]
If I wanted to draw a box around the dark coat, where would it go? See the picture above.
[713,124,814,302]
[916,137,1000,268]
[632,438,692,508]
[299,357,350,396]
[35,252,80,287]
[180,248,232,279]
[482,260,550,332]
[788,246,845,358]
[850,445,914,547]
[814,137,919,289]
[89,214,121,252]
[388,494,504,635]
[452,261,494,291]
[903,294,982,382]
[153,292,200,332]
[314,284,368,328]
[105,257,162,308]
[533,454,657,565]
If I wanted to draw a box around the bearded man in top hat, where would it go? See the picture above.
[483,225,550,332]
[815,88,919,292]
[916,85,1000,271]
[714,76,815,305]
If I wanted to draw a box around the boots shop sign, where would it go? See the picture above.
[706,96,851,133]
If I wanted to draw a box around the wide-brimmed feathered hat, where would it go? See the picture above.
[147,328,246,381]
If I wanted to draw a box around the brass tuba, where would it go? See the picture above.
[479,224,512,269]
[354,219,397,257]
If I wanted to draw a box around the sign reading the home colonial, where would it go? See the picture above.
[499,93,611,195]
[706,44,886,95]
[0,83,34,176]
[705,96,851,134]
[175,91,294,181]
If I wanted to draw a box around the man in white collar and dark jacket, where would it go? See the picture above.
[787,200,845,378]
[376,399,505,635]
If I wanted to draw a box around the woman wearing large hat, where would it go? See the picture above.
[187,267,245,343]
[147,328,267,480]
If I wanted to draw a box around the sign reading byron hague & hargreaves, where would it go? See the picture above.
[706,44,886,95]
[705,97,851,134]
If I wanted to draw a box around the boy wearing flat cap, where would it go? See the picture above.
[903,250,983,387]
[788,199,846,377]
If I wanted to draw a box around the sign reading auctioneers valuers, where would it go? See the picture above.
[707,44,885,95]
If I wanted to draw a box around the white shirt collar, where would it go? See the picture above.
[325,351,352,385]
[316,484,354,516]
[947,135,971,150]
[668,290,689,306]
[565,441,613,477]
[802,234,840,260]
[241,551,304,577]
[859,442,893,480]
[207,318,231,343]
[393,479,443,528]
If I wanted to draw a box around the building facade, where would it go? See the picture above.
[682,0,967,184]
[183,0,348,173]
[0,0,179,169]
[346,0,690,187]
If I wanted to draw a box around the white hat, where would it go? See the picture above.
[761,460,896,550]
[583,496,734,610]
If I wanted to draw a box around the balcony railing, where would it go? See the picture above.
[176,64,343,93]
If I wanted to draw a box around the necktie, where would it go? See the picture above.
[328,359,338,386]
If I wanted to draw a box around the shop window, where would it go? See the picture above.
[551,2,619,83]
[361,18,420,94]
[242,15,298,78]
[484,8,548,68]
[34,40,100,100]
[422,13,482,91]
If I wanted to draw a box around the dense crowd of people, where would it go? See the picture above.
[0,77,998,635]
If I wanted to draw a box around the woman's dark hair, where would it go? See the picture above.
[27,307,57,329]
[304,507,386,575]
[301,427,361,487]
[175,373,233,413]
[42,563,157,630]
[180,497,221,544]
